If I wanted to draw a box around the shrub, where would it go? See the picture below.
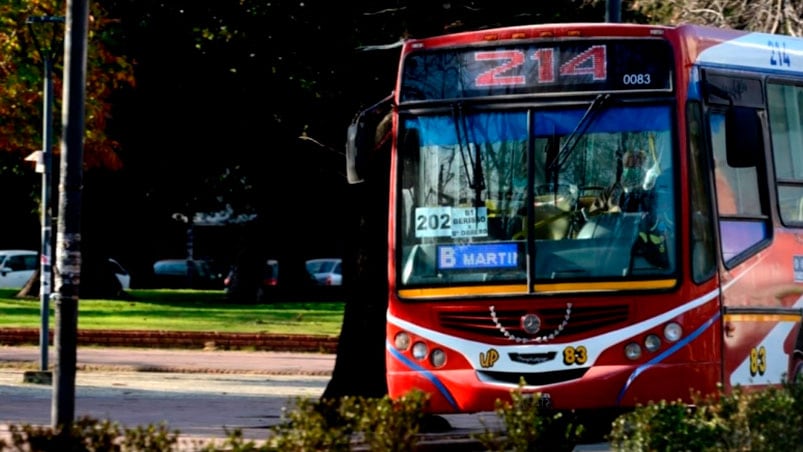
[259,391,428,451]
[0,415,179,451]
[609,397,727,451]
[351,390,428,451]
[121,422,181,451]
[267,396,354,451]
[609,380,803,451]
[474,380,582,452]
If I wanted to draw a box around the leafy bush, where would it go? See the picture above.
[267,392,427,452]
[266,396,354,451]
[200,391,427,452]
[0,415,179,451]
[609,397,726,451]
[474,380,582,452]
[609,380,803,451]
[351,391,428,451]
[120,422,181,451]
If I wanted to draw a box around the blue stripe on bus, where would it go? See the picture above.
[616,312,721,405]
[696,32,803,74]
[386,341,460,411]
[406,106,671,147]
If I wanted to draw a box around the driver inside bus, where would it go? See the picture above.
[588,148,669,268]
[588,148,654,213]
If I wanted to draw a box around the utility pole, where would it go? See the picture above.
[52,0,88,427]
[23,15,64,386]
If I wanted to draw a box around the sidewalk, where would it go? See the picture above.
[0,344,336,376]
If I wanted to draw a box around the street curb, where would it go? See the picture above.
[0,328,338,354]
[1,361,335,376]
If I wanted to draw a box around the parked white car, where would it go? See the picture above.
[0,251,130,291]
[0,250,38,289]
[108,258,131,290]
[305,258,342,286]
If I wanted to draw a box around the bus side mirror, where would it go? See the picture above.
[346,120,364,184]
[725,107,763,168]
[346,94,394,184]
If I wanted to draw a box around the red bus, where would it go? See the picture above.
[346,22,803,417]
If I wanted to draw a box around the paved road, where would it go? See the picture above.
[1,347,331,447]
[0,345,608,451]
[0,346,506,449]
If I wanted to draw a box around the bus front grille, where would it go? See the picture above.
[477,368,589,386]
[437,304,629,342]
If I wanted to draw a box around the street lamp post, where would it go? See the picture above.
[24,15,64,384]
[172,212,195,287]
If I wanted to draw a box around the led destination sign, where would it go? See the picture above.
[438,243,519,271]
[401,39,673,102]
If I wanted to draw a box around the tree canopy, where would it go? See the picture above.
[1,0,798,285]
[0,0,134,257]
[0,0,134,167]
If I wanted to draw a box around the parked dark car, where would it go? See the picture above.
[224,259,279,301]
[152,259,222,289]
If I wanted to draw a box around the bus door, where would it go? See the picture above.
[703,69,803,389]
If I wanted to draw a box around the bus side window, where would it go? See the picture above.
[714,110,764,216]
[767,82,803,226]
[687,102,717,283]
[720,221,769,262]
[710,109,771,267]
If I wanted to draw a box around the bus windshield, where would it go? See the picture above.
[398,103,676,289]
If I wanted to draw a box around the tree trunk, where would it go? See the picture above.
[17,254,126,300]
[322,117,391,400]
[225,247,262,303]
[17,266,40,298]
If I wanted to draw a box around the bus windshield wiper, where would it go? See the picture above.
[452,103,485,205]
[548,93,612,171]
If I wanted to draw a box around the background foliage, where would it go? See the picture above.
[0,0,795,288]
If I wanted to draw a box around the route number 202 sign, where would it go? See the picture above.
[415,206,489,239]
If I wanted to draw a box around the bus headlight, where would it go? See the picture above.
[394,332,411,351]
[430,349,446,368]
[412,342,428,360]
[644,334,661,352]
[664,322,682,342]
[625,342,642,360]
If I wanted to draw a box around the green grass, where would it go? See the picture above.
[0,289,344,336]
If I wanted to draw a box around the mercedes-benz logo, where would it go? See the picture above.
[521,313,542,335]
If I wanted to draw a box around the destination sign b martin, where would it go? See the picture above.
[438,243,518,270]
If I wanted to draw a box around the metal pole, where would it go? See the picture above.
[187,218,194,287]
[52,0,88,428]
[606,0,622,23]
[39,53,54,373]
[25,15,64,381]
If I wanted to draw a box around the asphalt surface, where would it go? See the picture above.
[0,345,609,451]
[0,347,333,448]
[0,346,505,451]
